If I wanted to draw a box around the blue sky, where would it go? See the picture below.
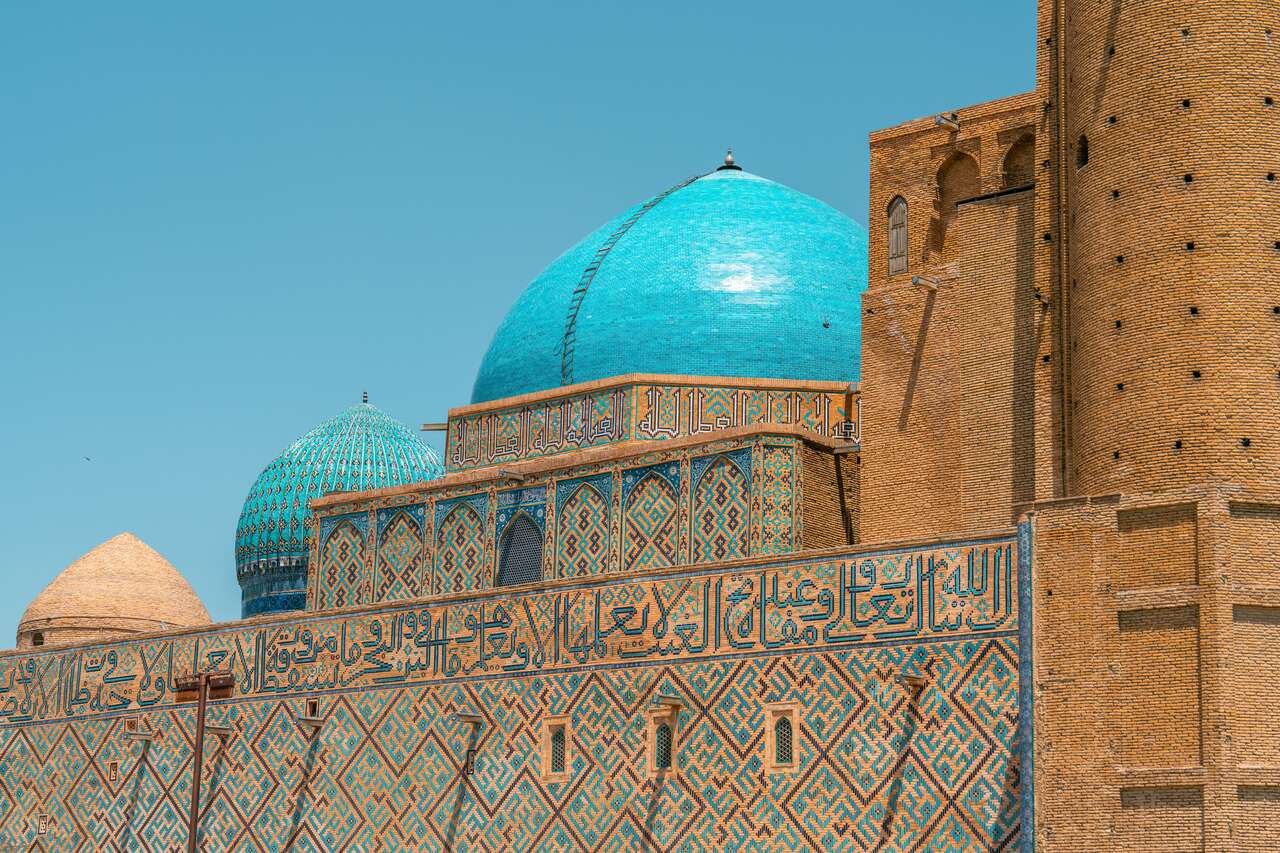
[0,1,1035,636]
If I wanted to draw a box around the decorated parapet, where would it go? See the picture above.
[444,374,860,473]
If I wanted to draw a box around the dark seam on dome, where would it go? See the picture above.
[559,172,710,387]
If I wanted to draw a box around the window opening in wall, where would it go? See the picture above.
[764,703,800,773]
[887,196,908,275]
[775,716,793,764]
[654,723,673,771]
[31,632,44,647]
[542,716,570,781]
[1076,135,1089,168]
[496,513,543,587]
[645,699,682,777]
[550,728,565,773]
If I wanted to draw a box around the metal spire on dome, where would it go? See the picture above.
[717,148,741,171]
[362,390,368,404]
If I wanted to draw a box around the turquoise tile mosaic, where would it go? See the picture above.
[471,164,869,403]
[235,402,443,618]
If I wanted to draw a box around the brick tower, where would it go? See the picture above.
[1031,3,1280,850]
[1045,2,1280,496]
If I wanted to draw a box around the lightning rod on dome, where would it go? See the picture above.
[717,148,741,171]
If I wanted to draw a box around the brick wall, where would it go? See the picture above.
[860,95,1046,543]
[1027,488,1280,852]
[798,444,856,549]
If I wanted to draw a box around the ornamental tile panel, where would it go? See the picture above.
[0,535,1021,853]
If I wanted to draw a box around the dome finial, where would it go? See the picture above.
[717,148,741,171]
[362,390,368,404]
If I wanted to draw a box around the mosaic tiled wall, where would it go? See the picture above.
[445,378,859,472]
[0,534,1023,852]
[310,436,815,612]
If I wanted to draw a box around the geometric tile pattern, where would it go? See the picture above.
[0,642,1021,852]
[375,510,424,602]
[760,445,795,555]
[434,504,486,594]
[313,435,804,609]
[556,482,611,578]
[0,535,1022,852]
[622,472,681,572]
[318,521,366,610]
[447,378,855,472]
[692,453,750,564]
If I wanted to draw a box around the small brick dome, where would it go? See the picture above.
[16,532,210,649]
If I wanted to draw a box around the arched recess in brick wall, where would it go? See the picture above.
[320,521,367,609]
[556,483,610,578]
[434,504,485,594]
[692,456,750,564]
[622,473,680,571]
[928,152,980,260]
[375,510,424,603]
[1003,135,1035,188]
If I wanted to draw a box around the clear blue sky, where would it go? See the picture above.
[0,1,1035,636]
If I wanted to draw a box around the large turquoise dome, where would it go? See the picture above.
[472,159,868,403]
[235,400,443,617]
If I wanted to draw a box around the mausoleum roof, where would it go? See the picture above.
[235,401,444,570]
[16,532,210,648]
[471,155,868,403]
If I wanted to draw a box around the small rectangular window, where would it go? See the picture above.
[646,705,681,778]
[541,715,571,782]
[764,703,801,774]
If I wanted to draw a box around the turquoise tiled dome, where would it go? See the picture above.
[235,401,443,617]
[472,160,868,403]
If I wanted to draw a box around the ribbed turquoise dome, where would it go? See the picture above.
[235,401,443,617]
[472,162,868,403]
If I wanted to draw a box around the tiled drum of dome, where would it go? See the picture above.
[621,464,681,572]
[692,451,751,564]
[375,507,425,602]
[318,519,367,609]
[434,501,486,594]
[450,379,852,473]
[555,478,611,578]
